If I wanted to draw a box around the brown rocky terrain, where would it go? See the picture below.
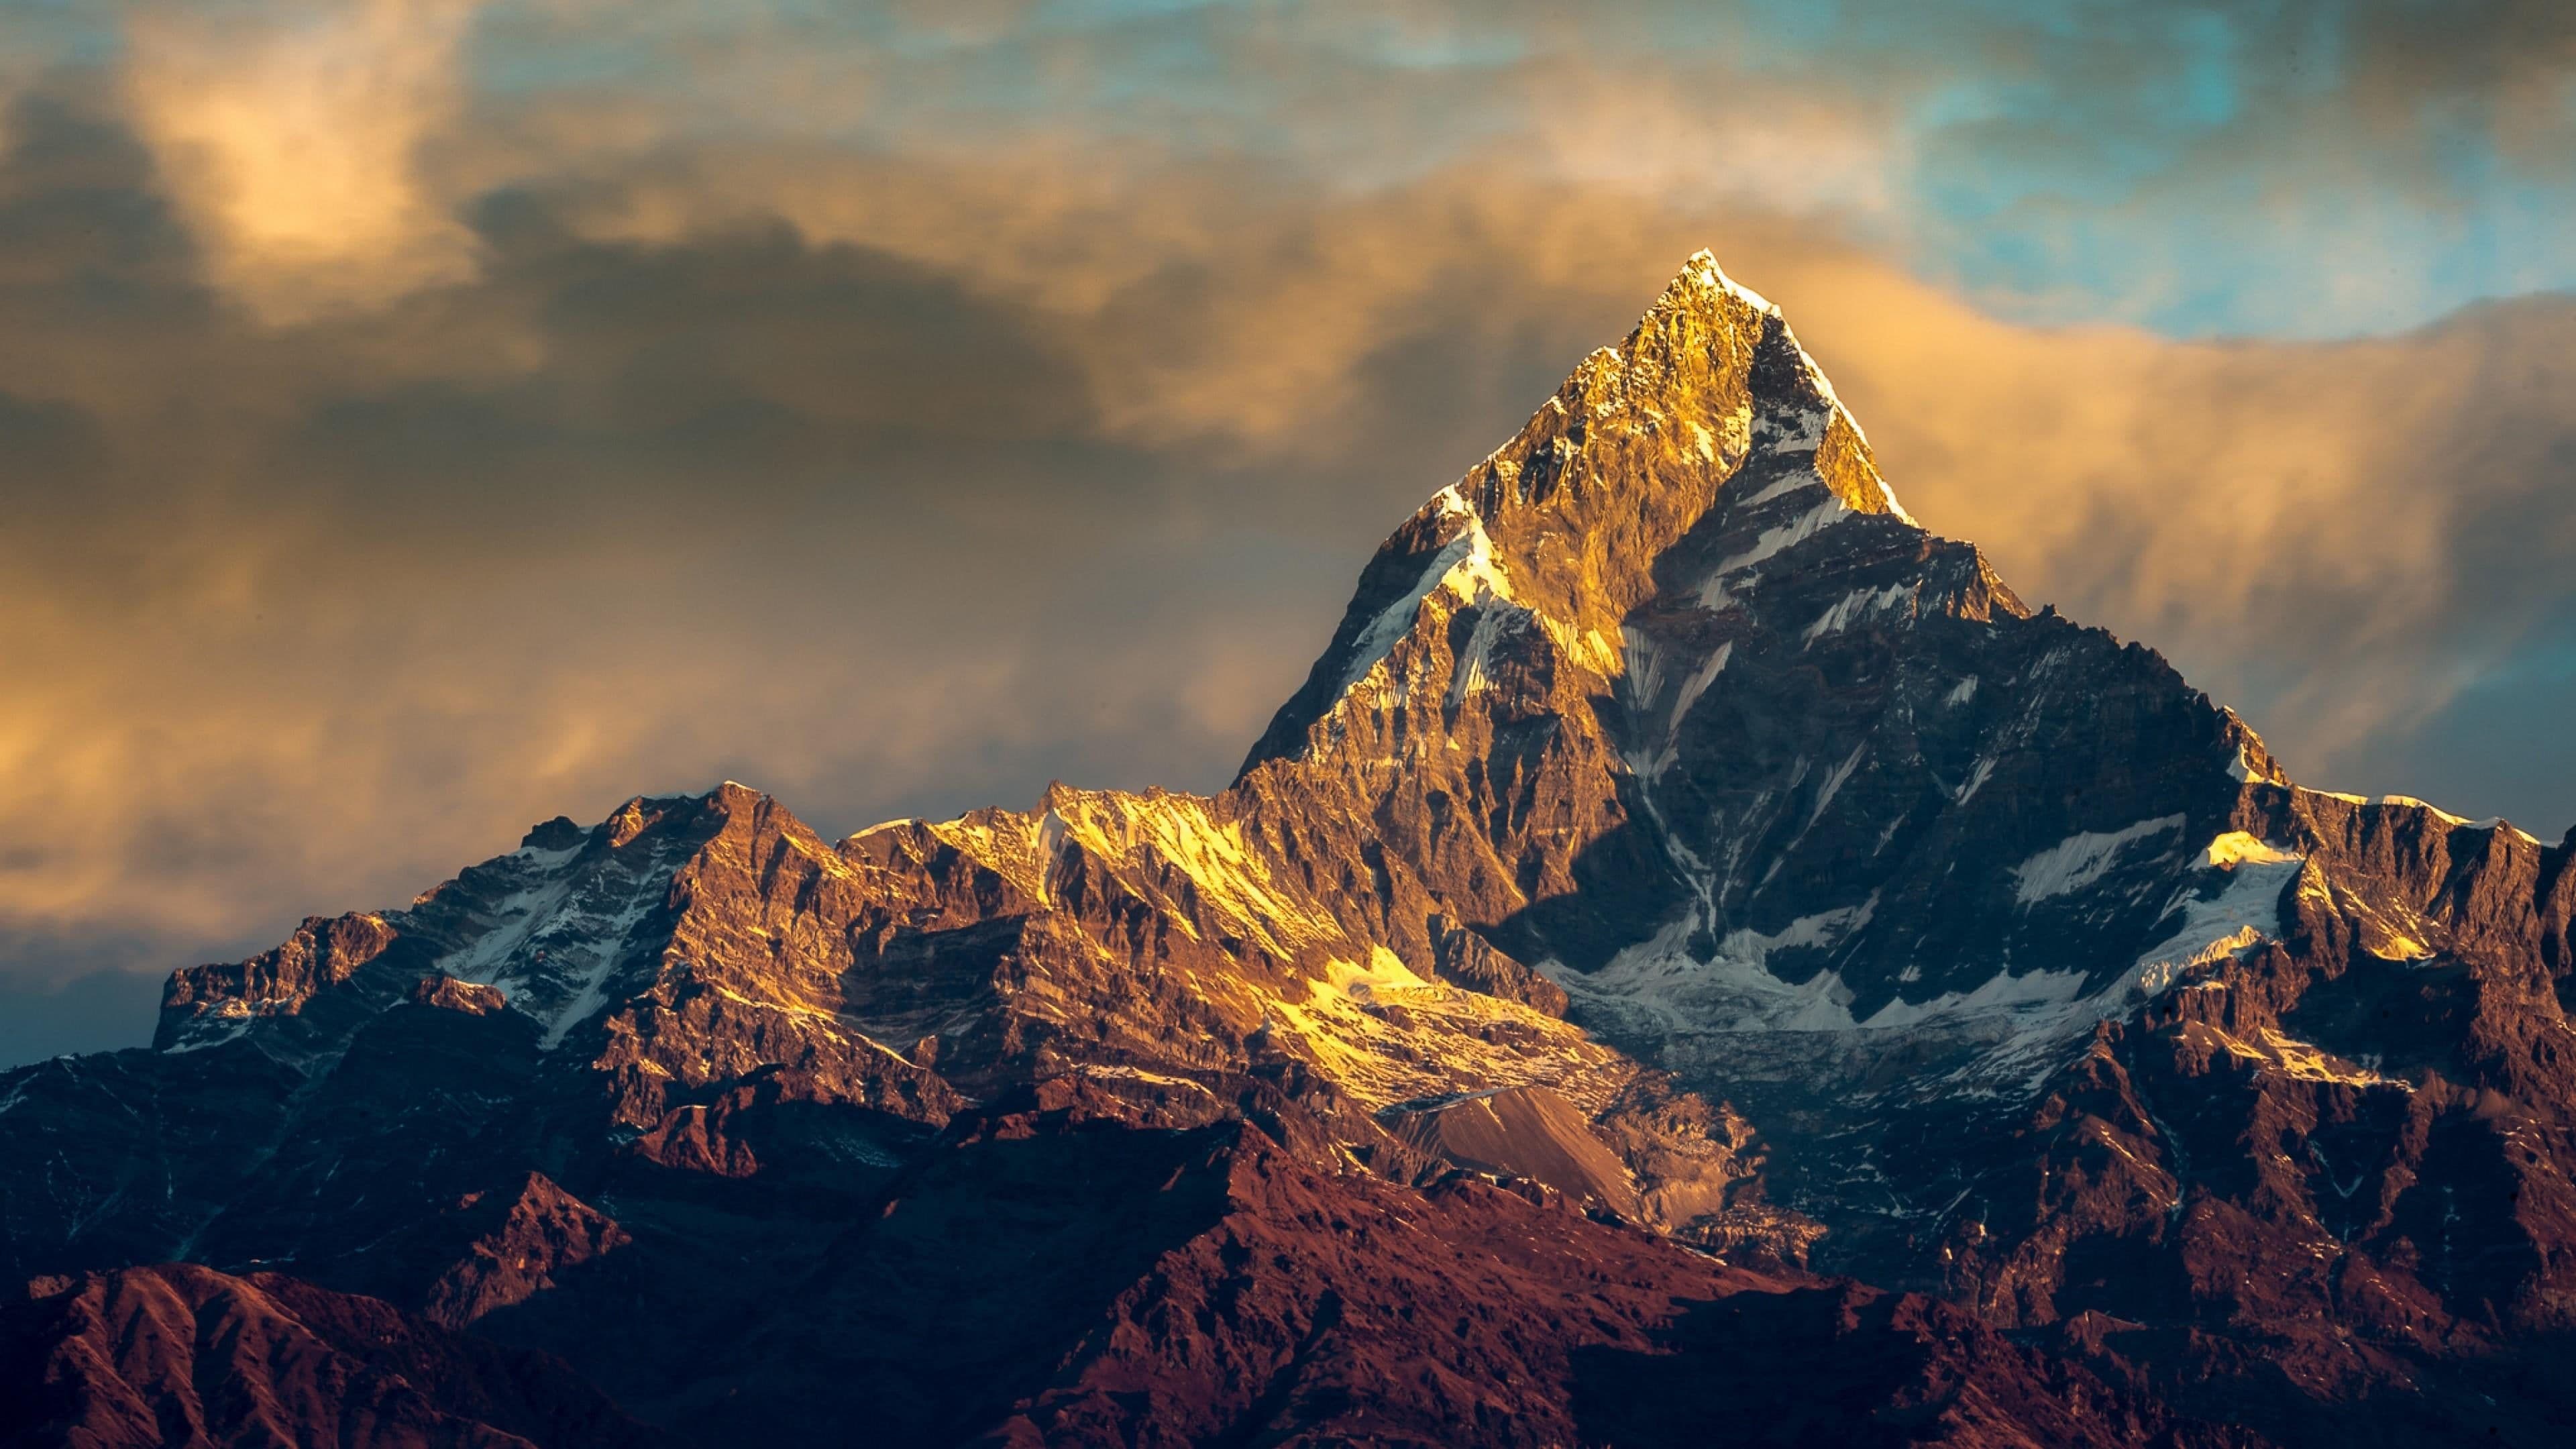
[0,1264,671,1448]
[1,252,2569,1445]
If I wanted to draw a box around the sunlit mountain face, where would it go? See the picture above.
[3,5,2575,1446]
[3,253,2573,1448]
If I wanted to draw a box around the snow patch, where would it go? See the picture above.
[1697,496,1853,609]
[1339,486,1519,696]
[1552,830,2307,1100]
[1620,634,1733,780]
[2465,817,2545,844]
[1856,967,2089,1031]
[400,844,686,1054]
[2202,831,2298,868]
[1739,471,1825,509]
[1556,900,1881,1036]
[2375,794,2456,817]
[1803,582,1913,643]
[2131,837,2306,991]
[2012,816,2186,905]
[1670,643,1731,733]
[1804,745,1867,831]
[1556,896,2099,1062]
[1446,602,1522,704]
[1754,409,1829,451]
[1619,626,1667,707]
[1680,250,1778,315]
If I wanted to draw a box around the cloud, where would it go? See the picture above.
[75,1,2576,335]
[1762,259,2576,786]
[120,0,486,323]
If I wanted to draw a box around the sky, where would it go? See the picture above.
[2,0,2573,1065]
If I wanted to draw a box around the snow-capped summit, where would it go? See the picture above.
[1243,250,1917,773]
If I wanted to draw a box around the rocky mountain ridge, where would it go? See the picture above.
[4,252,2572,1446]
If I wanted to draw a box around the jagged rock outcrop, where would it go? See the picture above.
[2,250,2570,1446]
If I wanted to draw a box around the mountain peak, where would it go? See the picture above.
[1620,250,1906,522]
[1652,248,1784,320]
[1240,250,1919,771]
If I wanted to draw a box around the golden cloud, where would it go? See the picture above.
[121,0,487,324]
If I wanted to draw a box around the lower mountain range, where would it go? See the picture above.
[5,254,2571,1448]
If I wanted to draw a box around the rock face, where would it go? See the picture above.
[0,1263,672,1448]
[2,251,2571,1446]
[1381,1084,1644,1218]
